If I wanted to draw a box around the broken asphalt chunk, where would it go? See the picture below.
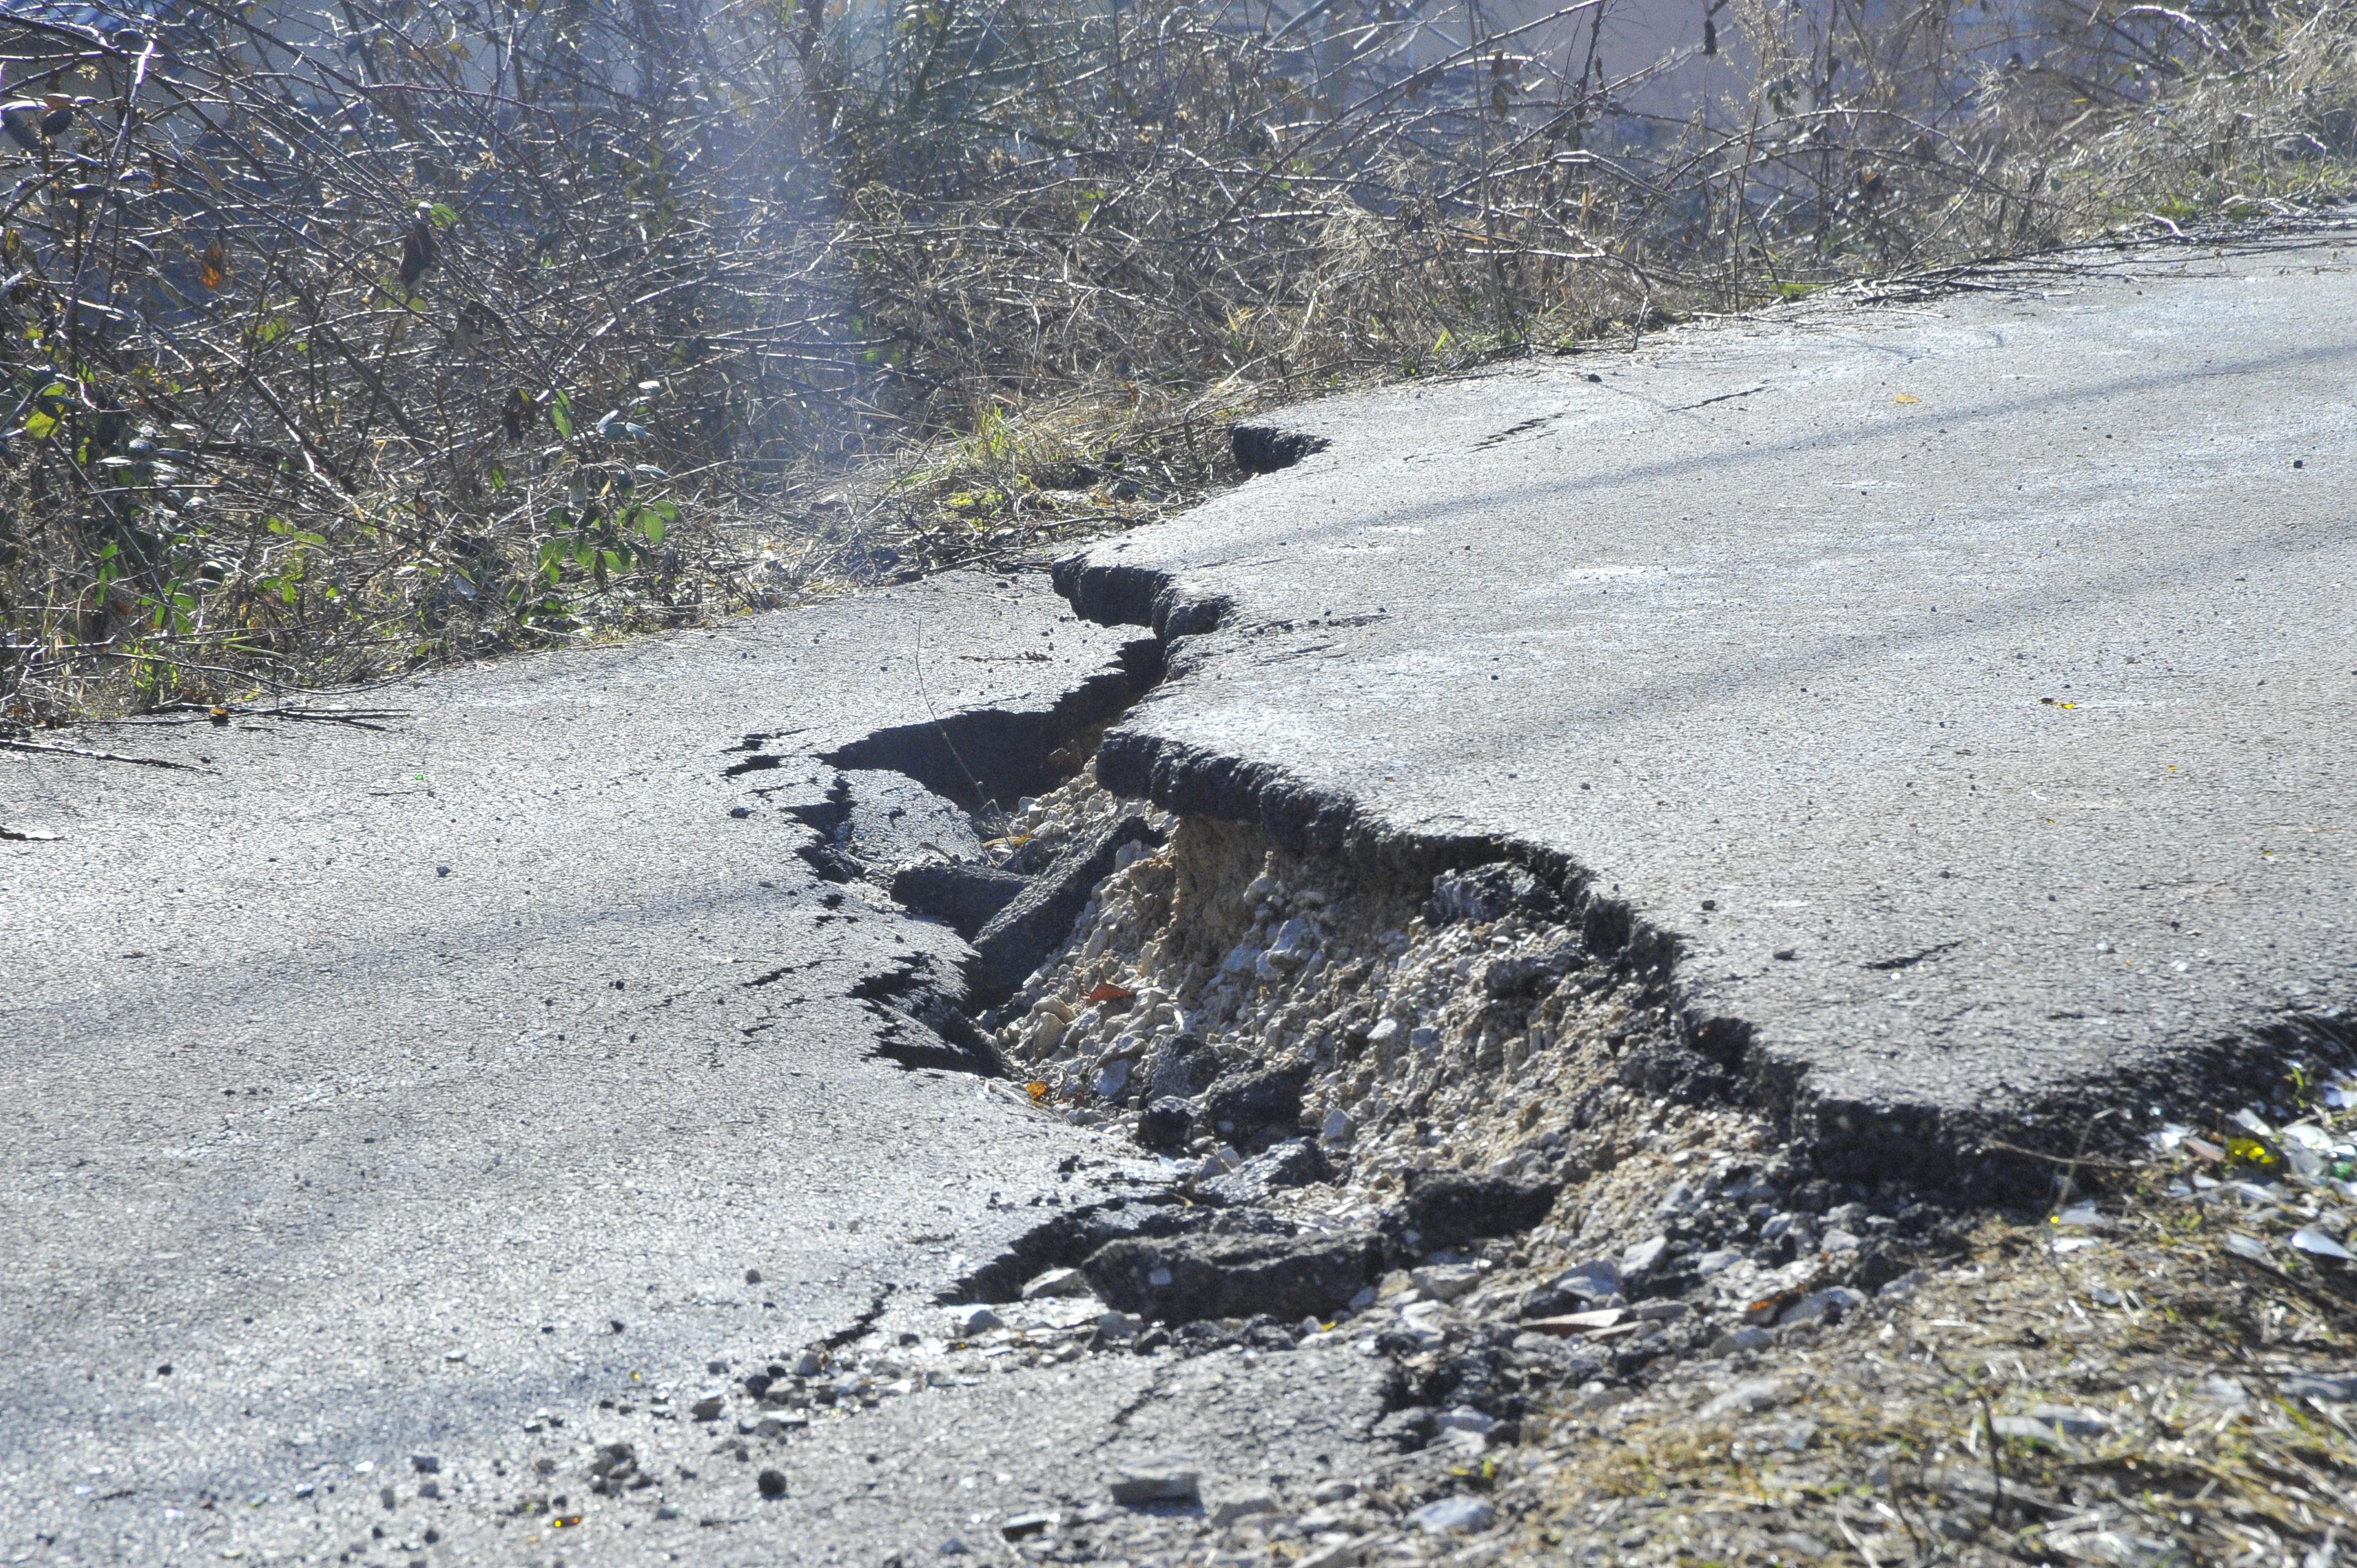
[1109,1466,1200,1505]
[1390,1171,1559,1253]
[1083,1230,1379,1324]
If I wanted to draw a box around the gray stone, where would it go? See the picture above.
[1209,1491,1279,1526]
[1699,1378,1786,1419]
[1619,1235,1669,1278]
[1709,1326,1774,1357]
[1000,1512,1058,1539]
[2285,1373,2357,1403]
[1199,1140,1326,1206]
[1550,1259,1621,1301]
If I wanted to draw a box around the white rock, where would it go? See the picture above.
[1092,1057,1131,1099]
[948,1304,1003,1335]
[1320,1108,1355,1144]
[1209,1491,1279,1526]
[1021,1267,1095,1300]
[1411,1264,1484,1302]
[1620,1235,1669,1277]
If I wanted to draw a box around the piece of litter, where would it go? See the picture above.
[2224,1232,2271,1262]
[1408,1496,1494,1534]
[1519,1308,1625,1336]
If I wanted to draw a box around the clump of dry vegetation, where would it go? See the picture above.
[1517,1110,2357,1565]
[1,0,2351,722]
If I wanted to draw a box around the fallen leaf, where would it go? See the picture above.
[1894,393,1920,404]
[1085,981,1133,1004]
[1025,1080,1050,1104]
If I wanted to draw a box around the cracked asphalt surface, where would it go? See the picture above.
[4,576,1390,1564]
[10,229,2357,1567]
[1065,230,2357,1159]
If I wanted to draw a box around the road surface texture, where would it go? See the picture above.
[3,578,1392,1563]
[2,227,2353,1567]
[1064,228,2357,1181]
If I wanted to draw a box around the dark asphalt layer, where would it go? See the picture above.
[2,577,1397,1563]
[1067,233,2357,1155]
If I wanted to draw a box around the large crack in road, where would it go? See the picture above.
[9,231,2357,1567]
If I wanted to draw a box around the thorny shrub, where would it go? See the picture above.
[1,0,2351,723]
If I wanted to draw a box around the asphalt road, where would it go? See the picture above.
[12,228,2357,1566]
[1064,230,2357,1165]
[2,577,1398,1564]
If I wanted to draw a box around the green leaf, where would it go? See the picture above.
[550,392,576,439]
[487,463,507,492]
[428,202,459,228]
[21,409,56,439]
[638,511,665,547]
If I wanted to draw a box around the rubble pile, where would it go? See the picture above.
[970,774,1960,1418]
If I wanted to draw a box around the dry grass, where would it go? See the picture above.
[1518,1137,2357,1564]
[2,0,2352,725]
